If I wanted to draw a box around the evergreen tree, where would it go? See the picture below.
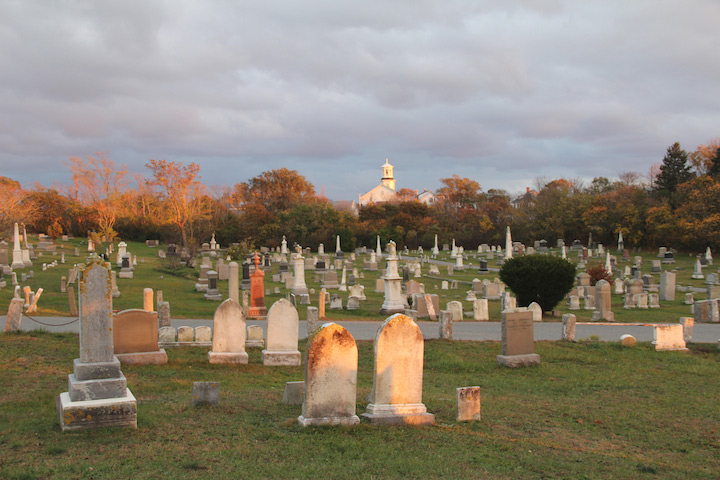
[654,142,694,195]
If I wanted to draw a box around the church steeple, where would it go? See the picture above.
[380,158,395,191]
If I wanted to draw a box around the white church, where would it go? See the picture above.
[357,159,437,207]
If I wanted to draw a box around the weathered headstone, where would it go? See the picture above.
[262,299,301,366]
[473,299,489,321]
[192,381,219,406]
[208,299,248,364]
[195,326,212,343]
[283,381,305,405]
[56,258,136,431]
[246,324,264,348]
[497,309,540,367]
[446,300,463,322]
[362,314,435,425]
[528,302,542,322]
[562,314,576,341]
[653,324,688,351]
[439,310,453,340]
[456,387,481,422]
[4,298,23,332]
[591,280,614,321]
[298,323,360,426]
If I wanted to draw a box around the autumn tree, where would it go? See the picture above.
[0,176,35,236]
[145,159,204,246]
[233,168,316,213]
[707,146,720,178]
[690,138,720,175]
[653,142,694,202]
[437,175,482,209]
[69,153,129,241]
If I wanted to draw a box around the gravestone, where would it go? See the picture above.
[192,382,219,406]
[262,299,301,366]
[562,314,576,341]
[473,299,489,321]
[248,253,267,319]
[653,324,688,351]
[4,298,23,332]
[158,301,171,327]
[204,270,222,301]
[413,294,439,320]
[208,299,248,364]
[446,300,463,322]
[497,309,540,367]
[591,280,614,321]
[527,302,542,322]
[298,323,360,426]
[380,241,407,314]
[439,310,453,339]
[178,326,194,342]
[362,314,435,425]
[113,309,167,365]
[322,271,339,289]
[456,387,481,422]
[284,381,305,405]
[246,325,264,348]
[158,327,176,343]
[306,306,319,336]
[56,258,136,431]
[195,326,212,343]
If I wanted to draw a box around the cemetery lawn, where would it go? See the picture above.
[1,238,710,323]
[1,331,718,480]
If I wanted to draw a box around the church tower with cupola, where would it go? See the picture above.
[380,158,395,191]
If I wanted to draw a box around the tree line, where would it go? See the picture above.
[1,140,719,252]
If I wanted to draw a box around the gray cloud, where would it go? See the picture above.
[0,0,718,199]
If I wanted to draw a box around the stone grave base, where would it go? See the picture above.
[262,350,301,366]
[115,349,168,365]
[653,343,689,351]
[208,351,249,364]
[496,353,541,368]
[245,339,264,348]
[68,372,127,401]
[118,271,134,279]
[362,403,435,425]
[298,414,360,427]
[379,306,406,315]
[248,307,268,320]
[204,292,222,301]
[57,390,137,431]
[591,311,615,322]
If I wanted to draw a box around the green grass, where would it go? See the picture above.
[0,330,718,479]
[0,238,713,323]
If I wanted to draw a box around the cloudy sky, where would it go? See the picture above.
[1,1,718,200]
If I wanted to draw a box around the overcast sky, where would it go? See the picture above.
[1,1,718,200]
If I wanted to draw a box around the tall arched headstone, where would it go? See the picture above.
[363,314,434,425]
[262,298,301,366]
[299,323,359,426]
[209,298,248,364]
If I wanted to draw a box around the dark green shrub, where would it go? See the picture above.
[499,255,576,312]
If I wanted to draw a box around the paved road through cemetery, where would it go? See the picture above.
[4,315,719,344]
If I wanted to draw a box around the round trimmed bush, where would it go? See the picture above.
[499,255,576,312]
